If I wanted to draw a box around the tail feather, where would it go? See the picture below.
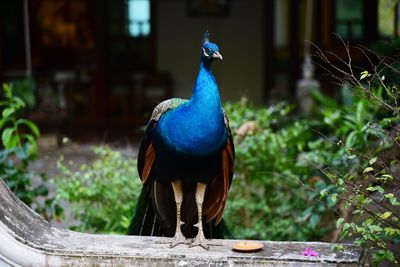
[128,181,161,236]
[203,217,233,239]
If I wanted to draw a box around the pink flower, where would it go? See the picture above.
[302,246,319,257]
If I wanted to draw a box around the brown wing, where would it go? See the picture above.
[137,98,187,184]
[203,114,235,225]
[137,120,157,184]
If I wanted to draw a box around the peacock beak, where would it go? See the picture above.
[213,51,223,60]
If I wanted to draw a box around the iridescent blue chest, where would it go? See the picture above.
[157,65,226,155]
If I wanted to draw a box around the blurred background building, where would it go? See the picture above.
[0,0,398,142]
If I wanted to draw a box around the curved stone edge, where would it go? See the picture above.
[0,179,367,266]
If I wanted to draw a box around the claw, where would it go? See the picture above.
[156,230,189,248]
[169,231,188,248]
[189,233,222,250]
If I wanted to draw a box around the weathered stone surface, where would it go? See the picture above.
[0,180,366,266]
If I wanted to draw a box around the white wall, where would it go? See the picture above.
[156,0,264,104]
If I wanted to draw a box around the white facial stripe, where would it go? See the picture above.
[202,48,209,57]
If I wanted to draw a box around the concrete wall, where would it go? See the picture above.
[156,0,264,104]
[0,179,366,266]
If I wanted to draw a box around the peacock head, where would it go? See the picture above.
[201,31,223,63]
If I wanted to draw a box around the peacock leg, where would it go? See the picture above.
[168,180,187,248]
[156,180,187,247]
[190,182,222,250]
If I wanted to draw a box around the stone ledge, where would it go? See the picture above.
[0,180,366,266]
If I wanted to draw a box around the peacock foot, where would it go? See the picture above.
[168,231,189,248]
[156,230,188,248]
[189,233,222,250]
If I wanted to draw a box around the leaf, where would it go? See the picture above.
[320,188,328,197]
[342,222,351,231]
[380,212,392,220]
[381,174,393,180]
[2,106,15,118]
[3,83,12,98]
[348,154,356,159]
[20,134,38,156]
[384,193,400,206]
[345,131,357,147]
[34,184,49,196]
[309,214,320,228]
[1,128,15,147]
[384,227,396,236]
[390,160,398,166]
[369,157,377,165]
[331,193,337,203]
[0,118,10,130]
[360,70,370,80]
[356,101,364,123]
[352,209,362,215]
[366,186,384,194]
[336,218,344,228]
[311,90,338,109]
[384,193,395,199]
[13,97,25,108]
[331,244,344,252]
[7,135,18,149]
[54,204,64,217]
[17,119,40,137]
[368,225,382,232]
[0,100,9,106]
[363,167,374,173]
[15,146,29,160]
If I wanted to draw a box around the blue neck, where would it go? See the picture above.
[157,57,226,155]
[190,60,221,110]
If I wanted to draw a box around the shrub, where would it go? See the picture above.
[223,74,399,262]
[317,88,400,264]
[314,42,400,265]
[0,83,57,220]
[224,100,335,241]
[54,146,142,234]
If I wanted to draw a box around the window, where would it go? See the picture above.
[334,0,363,40]
[107,0,153,69]
[127,0,151,37]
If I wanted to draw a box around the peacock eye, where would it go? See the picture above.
[203,47,212,57]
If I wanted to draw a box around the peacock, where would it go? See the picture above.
[128,31,234,250]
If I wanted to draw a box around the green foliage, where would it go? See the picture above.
[224,99,334,241]
[54,146,142,234]
[327,144,400,264]
[223,76,399,265]
[0,83,39,152]
[0,83,56,219]
[312,66,400,264]
[303,89,385,174]
[10,77,36,109]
